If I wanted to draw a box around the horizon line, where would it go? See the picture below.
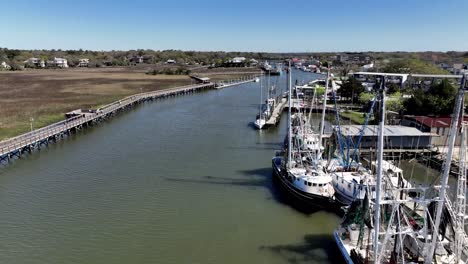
[2,47,468,54]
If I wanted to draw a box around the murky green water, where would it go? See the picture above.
[0,70,344,264]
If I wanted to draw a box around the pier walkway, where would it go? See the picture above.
[215,76,258,89]
[0,81,250,164]
[265,98,287,126]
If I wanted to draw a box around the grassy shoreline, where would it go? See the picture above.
[0,67,256,140]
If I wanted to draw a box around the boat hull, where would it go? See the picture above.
[333,231,354,264]
[333,187,355,205]
[271,157,343,213]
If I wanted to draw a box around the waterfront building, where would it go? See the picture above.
[402,115,468,146]
[334,125,434,149]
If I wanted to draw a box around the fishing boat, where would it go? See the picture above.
[272,65,341,212]
[334,72,468,264]
[262,61,282,75]
[254,77,277,129]
[254,75,266,129]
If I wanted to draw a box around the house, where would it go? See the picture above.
[335,53,373,65]
[401,115,468,146]
[249,59,258,66]
[334,125,435,149]
[452,63,467,75]
[129,56,144,64]
[53,57,68,68]
[1,61,10,70]
[24,57,45,68]
[438,63,450,70]
[166,59,176,64]
[231,57,246,64]
[78,59,89,67]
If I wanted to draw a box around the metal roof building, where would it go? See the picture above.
[333,125,435,149]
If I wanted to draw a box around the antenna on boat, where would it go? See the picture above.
[288,61,292,169]
[373,75,386,264]
[426,73,467,263]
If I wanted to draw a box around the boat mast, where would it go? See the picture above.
[373,76,386,264]
[259,72,263,118]
[319,68,330,151]
[455,120,467,262]
[288,61,292,169]
[426,74,467,263]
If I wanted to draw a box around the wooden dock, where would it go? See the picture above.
[0,82,229,164]
[265,98,287,126]
[215,77,258,89]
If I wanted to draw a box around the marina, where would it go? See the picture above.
[0,75,344,264]
[2,1,468,263]
[1,63,467,263]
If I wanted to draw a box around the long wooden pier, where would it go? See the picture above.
[215,76,258,89]
[0,80,248,164]
[265,98,287,126]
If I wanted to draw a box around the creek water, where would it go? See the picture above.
[0,70,347,264]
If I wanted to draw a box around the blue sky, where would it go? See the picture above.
[1,0,467,52]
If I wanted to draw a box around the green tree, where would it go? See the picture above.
[358,92,375,105]
[338,77,364,103]
[383,58,447,74]
[403,79,457,115]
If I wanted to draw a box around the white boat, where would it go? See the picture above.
[272,66,341,212]
[334,73,468,264]
[254,117,266,129]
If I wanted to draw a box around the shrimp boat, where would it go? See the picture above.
[327,77,410,206]
[334,72,468,264]
[272,65,341,212]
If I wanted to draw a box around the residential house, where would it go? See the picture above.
[231,57,246,64]
[129,56,144,64]
[452,63,468,75]
[166,59,176,64]
[1,61,11,70]
[438,63,450,70]
[78,59,89,67]
[24,57,45,68]
[53,57,68,68]
[335,53,372,65]
[401,115,468,146]
[249,59,258,66]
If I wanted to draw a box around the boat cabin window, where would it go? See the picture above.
[313,183,317,187]
[304,181,307,185]
[308,182,311,186]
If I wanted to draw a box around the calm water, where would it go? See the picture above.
[0,70,343,264]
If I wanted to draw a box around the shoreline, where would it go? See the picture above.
[0,77,257,165]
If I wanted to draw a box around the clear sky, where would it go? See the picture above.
[1,0,467,52]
